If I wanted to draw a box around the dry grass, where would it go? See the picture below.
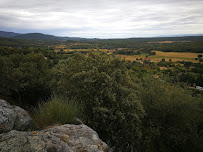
[116,55,137,61]
[115,51,202,63]
[32,97,79,129]
[147,41,191,44]
[150,57,197,62]
[55,45,67,49]
[116,54,151,61]
[148,41,175,44]
[55,48,116,53]
[149,50,202,63]
[153,50,202,58]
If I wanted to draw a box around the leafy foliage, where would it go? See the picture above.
[138,77,202,152]
[113,49,141,55]
[52,52,145,151]
[0,51,51,106]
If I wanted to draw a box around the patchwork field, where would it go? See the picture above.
[151,51,202,62]
[116,51,202,63]
[147,41,191,44]
[153,50,201,58]
[55,48,115,53]
[54,44,202,63]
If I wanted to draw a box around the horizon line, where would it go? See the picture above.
[1,30,203,39]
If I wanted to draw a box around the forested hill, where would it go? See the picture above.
[0,31,203,53]
[13,33,61,41]
[0,31,85,41]
[0,31,20,38]
[0,37,59,48]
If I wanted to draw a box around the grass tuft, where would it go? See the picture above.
[32,96,79,129]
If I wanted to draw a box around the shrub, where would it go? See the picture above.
[32,96,79,129]
[52,52,145,151]
[0,52,51,106]
[138,77,201,152]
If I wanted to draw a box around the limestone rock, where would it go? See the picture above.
[0,124,108,152]
[0,99,34,133]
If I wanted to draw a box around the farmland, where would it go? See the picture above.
[108,53,195,62]
[54,43,202,63]
[150,50,202,62]
[115,50,202,63]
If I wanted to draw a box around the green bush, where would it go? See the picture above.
[32,97,79,129]
[0,52,51,106]
[138,77,202,152]
[52,52,145,151]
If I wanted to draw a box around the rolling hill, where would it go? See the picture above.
[0,31,86,41]
[0,31,20,38]
[0,31,203,42]
[13,33,61,41]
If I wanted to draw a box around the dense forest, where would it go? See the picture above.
[1,36,203,53]
[64,37,203,53]
[0,36,203,152]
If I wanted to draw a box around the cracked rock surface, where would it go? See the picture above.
[0,99,34,133]
[0,124,108,152]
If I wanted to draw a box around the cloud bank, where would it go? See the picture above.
[0,0,203,38]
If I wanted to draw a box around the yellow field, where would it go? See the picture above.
[153,50,201,58]
[116,54,147,61]
[151,51,202,63]
[54,44,202,63]
[55,45,67,49]
[115,51,202,63]
[66,49,115,52]
[55,48,115,53]
[147,41,191,44]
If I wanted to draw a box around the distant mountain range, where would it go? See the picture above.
[157,34,203,37]
[0,31,86,41]
[0,31,203,41]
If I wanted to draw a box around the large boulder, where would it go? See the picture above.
[0,99,34,133]
[0,124,108,152]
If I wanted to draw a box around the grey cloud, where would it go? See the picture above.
[0,0,203,38]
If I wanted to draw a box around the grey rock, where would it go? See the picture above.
[0,99,34,133]
[0,124,108,152]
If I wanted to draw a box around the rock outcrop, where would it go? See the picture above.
[0,99,34,133]
[0,124,108,152]
[0,99,108,152]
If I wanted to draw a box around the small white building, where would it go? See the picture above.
[196,86,203,90]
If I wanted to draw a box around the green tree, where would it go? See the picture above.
[161,58,165,62]
[197,54,203,63]
[138,77,201,152]
[198,54,202,59]
[0,52,51,106]
[52,52,145,151]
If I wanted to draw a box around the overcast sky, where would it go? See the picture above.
[0,0,203,38]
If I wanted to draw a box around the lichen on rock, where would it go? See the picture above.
[0,99,34,133]
[0,124,108,152]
